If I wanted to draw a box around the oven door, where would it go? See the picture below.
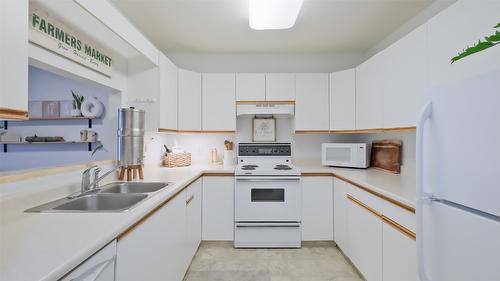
[235,176,301,222]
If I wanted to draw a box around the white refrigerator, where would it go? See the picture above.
[416,70,500,281]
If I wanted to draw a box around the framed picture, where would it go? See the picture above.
[253,118,276,142]
[59,100,74,118]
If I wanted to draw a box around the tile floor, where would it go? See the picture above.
[183,241,363,281]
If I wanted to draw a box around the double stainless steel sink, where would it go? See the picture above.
[25,182,170,213]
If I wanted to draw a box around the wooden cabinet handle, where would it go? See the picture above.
[382,215,416,241]
[346,194,382,218]
[186,195,194,205]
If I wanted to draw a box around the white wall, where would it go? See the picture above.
[0,66,120,171]
[168,52,365,73]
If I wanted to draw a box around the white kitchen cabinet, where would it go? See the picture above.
[330,69,356,131]
[427,0,500,91]
[265,73,295,101]
[116,191,187,281]
[236,73,266,101]
[347,191,383,281]
[383,25,427,128]
[202,176,234,240]
[61,240,116,281]
[333,178,349,254]
[301,176,333,240]
[355,51,385,130]
[382,221,418,281]
[202,73,236,131]
[178,69,202,131]
[159,53,178,130]
[185,178,202,269]
[295,73,330,131]
[0,0,28,119]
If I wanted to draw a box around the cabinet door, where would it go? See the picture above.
[295,73,330,131]
[202,176,234,240]
[333,178,349,254]
[61,240,116,281]
[302,176,333,240]
[0,0,28,119]
[382,222,418,281]
[427,0,500,90]
[236,73,265,101]
[202,73,236,131]
[159,53,178,130]
[330,69,355,131]
[178,69,202,131]
[383,25,427,128]
[265,73,295,101]
[116,191,186,281]
[185,178,202,268]
[355,52,385,130]
[347,193,382,281]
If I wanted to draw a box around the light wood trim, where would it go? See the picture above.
[236,100,295,105]
[157,128,177,133]
[0,160,115,184]
[382,215,416,240]
[301,172,333,177]
[0,107,28,120]
[186,195,194,205]
[334,174,415,213]
[158,128,235,134]
[347,194,382,218]
[295,130,331,134]
[297,127,416,134]
[202,172,234,177]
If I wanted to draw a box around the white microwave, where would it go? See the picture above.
[321,143,371,168]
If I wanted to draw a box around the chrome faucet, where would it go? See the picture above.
[68,165,120,199]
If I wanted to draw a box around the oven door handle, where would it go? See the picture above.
[236,176,301,181]
[235,222,301,227]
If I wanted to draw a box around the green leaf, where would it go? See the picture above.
[91,143,107,157]
[494,22,500,28]
[451,22,500,63]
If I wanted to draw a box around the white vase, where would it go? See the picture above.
[71,109,81,117]
[223,150,235,166]
[81,97,104,118]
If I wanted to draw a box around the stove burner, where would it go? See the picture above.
[241,164,258,170]
[274,164,292,170]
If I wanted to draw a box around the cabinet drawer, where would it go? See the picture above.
[346,183,383,213]
[382,200,416,233]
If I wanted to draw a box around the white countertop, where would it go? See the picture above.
[295,161,416,208]
[0,162,415,281]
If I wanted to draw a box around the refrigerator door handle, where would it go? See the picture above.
[417,101,433,281]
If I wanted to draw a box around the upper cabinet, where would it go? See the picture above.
[427,0,500,90]
[0,0,28,119]
[265,73,295,101]
[295,73,330,131]
[202,73,236,131]
[383,25,427,128]
[356,51,385,130]
[159,53,178,131]
[330,69,356,131]
[178,69,202,131]
[236,73,265,101]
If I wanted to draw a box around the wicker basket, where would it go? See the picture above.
[162,152,192,168]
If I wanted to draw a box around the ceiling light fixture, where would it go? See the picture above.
[249,0,304,30]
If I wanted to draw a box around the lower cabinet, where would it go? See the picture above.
[185,178,202,270]
[202,176,234,240]
[61,240,117,281]
[382,221,418,281]
[335,178,417,281]
[116,179,203,281]
[301,177,333,240]
[333,178,349,254]
[347,193,383,281]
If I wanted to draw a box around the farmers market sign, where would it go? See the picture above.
[29,5,113,77]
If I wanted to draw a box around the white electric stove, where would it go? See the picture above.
[234,143,302,248]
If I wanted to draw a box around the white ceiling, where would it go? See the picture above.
[110,0,435,54]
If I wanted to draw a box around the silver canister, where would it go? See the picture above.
[117,107,145,166]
